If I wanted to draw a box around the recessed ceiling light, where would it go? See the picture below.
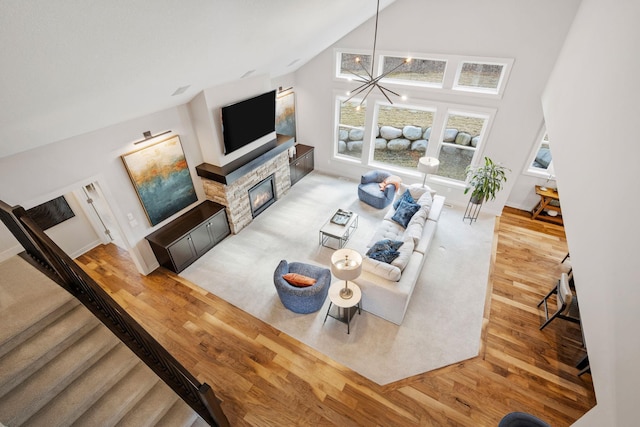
[241,70,255,78]
[171,85,191,96]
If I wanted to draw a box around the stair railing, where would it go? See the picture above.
[0,201,229,427]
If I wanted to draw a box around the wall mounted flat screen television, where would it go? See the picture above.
[221,90,276,155]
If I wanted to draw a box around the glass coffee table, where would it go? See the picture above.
[319,209,358,249]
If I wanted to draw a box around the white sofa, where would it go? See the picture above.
[351,185,445,325]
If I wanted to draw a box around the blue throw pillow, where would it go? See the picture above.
[393,190,414,210]
[368,248,401,263]
[391,199,421,228]
[366,239,404,256]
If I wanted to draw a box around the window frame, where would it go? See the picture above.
[451,58,513,97]
[430,107,495,185]
[367,99,438,175]
[334,95,369,163]
[378,54,448,89]
[335,50,376,82]
[331,91,498,186]
[524,124,555,178]
[334,49,513,99]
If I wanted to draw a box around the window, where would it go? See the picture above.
[381,56,446,87]
[336,98,366,161]
[436,112,488,181]
[532,133,551,169]
[337,52,373,81]
[333,95,494,183]
[336,50,512,98]
[333,50,506,184]
[372,104,435,172]
[453,61,509,95]
[525,126,555,177]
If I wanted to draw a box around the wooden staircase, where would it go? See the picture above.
[0,256,208,427]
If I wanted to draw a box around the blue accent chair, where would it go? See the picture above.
[273,260,331,314]
[358,170,395,209]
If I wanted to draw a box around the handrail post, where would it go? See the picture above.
[199,384,230,427]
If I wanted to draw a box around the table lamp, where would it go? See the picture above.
[330,248,362,299]
[417,156,440,187]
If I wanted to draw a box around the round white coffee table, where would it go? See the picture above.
[324,281,361,334]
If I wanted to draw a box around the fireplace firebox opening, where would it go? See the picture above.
[248,174,276,218]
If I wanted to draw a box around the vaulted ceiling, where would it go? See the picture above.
[0,0,396,158]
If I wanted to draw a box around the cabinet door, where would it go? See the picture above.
[210,211,230,243]
[291,159,304,185]
[168,236,196,271]
[303,150,314,174]
[191,221,214,255]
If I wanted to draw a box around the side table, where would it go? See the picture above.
[531,185,563,225]
[323,281,361,334]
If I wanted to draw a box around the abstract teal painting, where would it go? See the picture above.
[275,89,296,140]
[121,135,197,226]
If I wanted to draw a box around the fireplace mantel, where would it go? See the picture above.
[195,134,294,185]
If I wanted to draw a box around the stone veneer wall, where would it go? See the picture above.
[201,150,291,234]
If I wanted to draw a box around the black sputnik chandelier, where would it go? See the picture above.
[344,0,411,106]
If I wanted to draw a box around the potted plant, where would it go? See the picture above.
[464,157,510,204]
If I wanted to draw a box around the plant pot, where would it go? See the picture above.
[470,194,484,205]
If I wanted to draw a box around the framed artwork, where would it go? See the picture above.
[121,135,197,226]
[275,88,296,140]
[26,196,75,230]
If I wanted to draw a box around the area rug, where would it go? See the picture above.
[181,171,495,385]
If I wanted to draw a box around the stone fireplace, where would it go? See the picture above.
[200,150,290,234]
[248,174,276,218]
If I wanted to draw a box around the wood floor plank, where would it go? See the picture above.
[74,208,595,426]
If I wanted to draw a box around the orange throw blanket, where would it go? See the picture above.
[379,175,402,192]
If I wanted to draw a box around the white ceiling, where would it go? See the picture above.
[0,0,395,159]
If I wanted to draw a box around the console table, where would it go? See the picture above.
[145,200,230,273]
[531,185,563,225]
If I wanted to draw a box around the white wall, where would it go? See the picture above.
[191,74,271,166]
[42,191,101,258]
[295,0,580,213]
[542,0,640,425]
[0,73,297,270]
[0,104,204,272]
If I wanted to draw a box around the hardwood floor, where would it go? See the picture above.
[75,207,595,426]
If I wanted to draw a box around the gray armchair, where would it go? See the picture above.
[273,260,331,314]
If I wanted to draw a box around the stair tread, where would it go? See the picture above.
[155,398,201,427]
[0,255,207,427]
[0,325,120,426]
[71,361,161,427]
[190,416,211,427]
[115,380,181,427]
[0,256,77,356]
[0,303,101,398]
[22,340,141,427]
